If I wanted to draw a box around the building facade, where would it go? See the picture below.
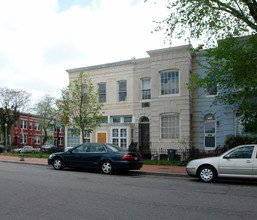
[0,113,65,149]
[191,51,235,151]
[66,45,194,156]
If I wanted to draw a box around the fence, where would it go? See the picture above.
[129,146,227,162]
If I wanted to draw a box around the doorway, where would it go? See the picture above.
[139,117,150,158]
[97,133,106,143]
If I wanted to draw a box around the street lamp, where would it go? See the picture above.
[4,123,7,150]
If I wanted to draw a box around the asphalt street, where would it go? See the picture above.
[1,162,257,220]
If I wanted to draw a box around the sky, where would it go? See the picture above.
[0,0,192,104]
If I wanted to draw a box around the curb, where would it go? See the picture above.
[0,160,48,167]
[0,159,188,178]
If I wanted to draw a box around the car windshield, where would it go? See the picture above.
[105,144,127,152]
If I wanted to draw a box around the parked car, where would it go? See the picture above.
[48,143,143,174]
[14,146,39,153]
[41,145,60,153]
[186,144,257,182]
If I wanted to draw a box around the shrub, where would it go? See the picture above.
[224,135,257,150]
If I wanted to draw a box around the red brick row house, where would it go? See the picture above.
[1,113,65,150]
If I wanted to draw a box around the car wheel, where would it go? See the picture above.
[198,166,217,182]
[101,161,113,174]
[53,157,64,170]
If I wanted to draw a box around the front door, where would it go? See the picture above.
[97,133,106,143]
[204,114,216,148]
[139,117,150,157]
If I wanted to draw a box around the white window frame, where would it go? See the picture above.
[160,70,180,96]
[111,127,128,148]
[84,130,92,143]
[67,128,81,148]
[20,120,27,129]
[204,71,218,97]
[20,134,27,144]
[34,135,41,144]
[160,113,180,139]
[110,115,133,123]
[118,80,127,102]
[29,121,33,130]
[35,122,41,131]
[141,78,151,100]
[98,82,106,103]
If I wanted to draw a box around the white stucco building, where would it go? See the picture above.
[65,45,194,157]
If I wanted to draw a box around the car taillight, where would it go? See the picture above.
[122,154,141,160]
[46,149,48,152]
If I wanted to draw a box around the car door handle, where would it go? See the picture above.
[246,160,251,163]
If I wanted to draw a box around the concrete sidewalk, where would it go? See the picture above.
[0,155,188,177]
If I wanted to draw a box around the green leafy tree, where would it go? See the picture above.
[154,0,257,132]
[57,71,104,143]
[34,94,58,145]
[191,36,257,132]
[0,87,31,146]
[154,0,257,44]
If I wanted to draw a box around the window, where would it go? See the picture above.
[160,71,179,95]
[20,134,27,144]
[84,130,91,143]
[14,121,18,128]
[205,72,217,96]
[98,83,106,103]
[35,122,41,131]
[29,121,33,130]
[206,85,217,96]
[55,127,63,133]
[20,120,27,129]
[118,81,127,102]
[67,129,80,148]
[81,84,88,103]
[112,128,128,148]
[235,112,257,136]
[34,136,40,144]
[225,146,254,159]
[73,144,90,153]
[96,116,108,124]
[161,114,180,139]
[141,78,151,100]
[110,115,133,123]
[59,137,63,145]
[88,144,106,153]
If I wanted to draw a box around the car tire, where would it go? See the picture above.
[53,157,64,170]
[101,161,113,174]
[198,165,217,183]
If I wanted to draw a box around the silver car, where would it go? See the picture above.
[186,145,257,182]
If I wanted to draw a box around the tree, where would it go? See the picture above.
[154,0,257,45]
[0,87,31,146]
[57,71,104,143]
[191,36,257,132]
[33,94,58,145]
[154,0,257,132]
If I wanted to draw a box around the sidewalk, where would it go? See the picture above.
[0,155,188,177]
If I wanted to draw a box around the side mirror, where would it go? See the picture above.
[223,155,230,159]
[68,149,73,153]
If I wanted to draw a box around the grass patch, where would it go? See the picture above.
[142,159,180,166]
[2,152,50,159]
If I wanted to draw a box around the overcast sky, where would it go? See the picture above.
[0,0,192,103]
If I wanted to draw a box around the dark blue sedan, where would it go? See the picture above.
[48,143,143,174]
